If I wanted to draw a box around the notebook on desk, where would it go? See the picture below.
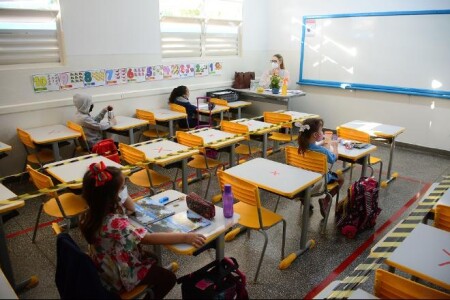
[133,197,176,226]
[146,210,212,233]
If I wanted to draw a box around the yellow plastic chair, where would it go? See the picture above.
[17,128,54,169]
[27,165,88,243]
[284,146,340,234]
[176,131,222,199]
[135,109,169,142]
[263,112,297,145]
[210,98,231,121]
[337,126,383,184]
[220,120,260,164]
[169,103,191,131]
[434,204,450,232]
[119,143,174,195]
[373,268,450,299]
[67,121,90,156]
[217,170,286,282]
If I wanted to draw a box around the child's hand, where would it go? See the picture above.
[107,105,113,111]
[185,233,206,248]
[109,117,118,126]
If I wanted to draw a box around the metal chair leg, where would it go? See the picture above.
[32,203,44,243]
[321,192,333,235]
[378,161,383,184]
[281,220,286,259]
[204,170,212,199]
[254,229,269,283]
[274,195,281,212]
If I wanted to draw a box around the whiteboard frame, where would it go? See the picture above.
[298,10,450,100]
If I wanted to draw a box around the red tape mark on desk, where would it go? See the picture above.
[270,170,280,176]
[438,249,450,267]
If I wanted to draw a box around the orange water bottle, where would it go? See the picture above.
[281,77,288,96]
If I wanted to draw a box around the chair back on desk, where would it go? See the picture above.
[169,104,190,131]
[263,112,292,129]
[67,121,90,153]
[17,128,55,168]
[336,127,370,143]
[135,109,168,141]
[175,131,204,150]
[220,120,249,140]
[285,146,327,175]
[434,204,450,232]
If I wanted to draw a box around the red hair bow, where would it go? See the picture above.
[89,161,112,187]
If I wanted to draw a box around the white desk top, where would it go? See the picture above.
[0,142,12,153]
[337,141,377,161]
[110,116,148,131]
[25,124,81,144]
[135,190,240,255]
[224,158,322,199]
[385,223,450,290]
[231,88,306,99]
[151,108,187,121]
[0,268,17,299]
[341,120,405,138]
[233,118,278,133]
[226,101,252,108]
[190,128,238,145]
[133,139,199,165]
[0,183,17,202]
[197,104,229,114]
[314,280,377,299]
[0,184,23,211]
[44,155,124,184]
[276,110,320,121]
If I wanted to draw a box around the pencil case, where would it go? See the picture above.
[186,192,216,220]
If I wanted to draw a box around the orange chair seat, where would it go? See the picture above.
[129,169,172,188]
[27,149,54,164]
[326,181,340,192]
[142,129,169,139]
[43,193,88,218]
[235,144,260,156]
[234,201,283,229]
[269,132,297,142]
[370,156,382,165]
[188,156,222,170]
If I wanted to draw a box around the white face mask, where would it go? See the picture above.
[271,62,279,69]
[118,186,128,203]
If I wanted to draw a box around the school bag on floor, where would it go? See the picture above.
[335,177,381,239]
[177,257,249,300]
[91,139,120,163]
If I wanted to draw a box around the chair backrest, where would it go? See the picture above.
[336,127,370,143]
[169,103,187,114]
[434,204,450,232]
[285,146,327,175]
[210,98,228,106]
[176,131,203,148]
[119,143,147,166]
[67,121,90,151]
[373,268,450,299]
[220,120,249,140]
[26,164,58,198]
[17,128,35,149]
[135,109,156,126]
[263,112,292,128]
[217,170,261,208]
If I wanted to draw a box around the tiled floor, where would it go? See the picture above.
[2,140,450,299]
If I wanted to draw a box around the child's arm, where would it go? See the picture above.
[93,107,109,123]
[141,232,206,248]
[122,197,135,215]
[82,115,111,131]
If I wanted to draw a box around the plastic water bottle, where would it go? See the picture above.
[222,184,234,218]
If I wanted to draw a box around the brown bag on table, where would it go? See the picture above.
[232,72,255,89]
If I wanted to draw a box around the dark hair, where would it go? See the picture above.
[298,118,324,155]
[169,86,188,103]
[79,166,123,244]
[274,54,285,69]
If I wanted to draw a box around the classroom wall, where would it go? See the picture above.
[266,0,450,152]
[0,0,268,174]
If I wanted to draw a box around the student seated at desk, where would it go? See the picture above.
[73,93,117,149]
[169,86,208,129]
[79,162,206,299]
[259,54,290,88]
[298,118,344,217]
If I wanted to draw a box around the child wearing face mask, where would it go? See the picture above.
[259,54,291,89]
[297,118,344,218]
[73,93,117,149]
[168,85,207,129]
[80,162,206,299]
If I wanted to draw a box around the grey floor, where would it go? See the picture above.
[2,139,450,299]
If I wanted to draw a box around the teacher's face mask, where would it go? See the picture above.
[271,62,279,69]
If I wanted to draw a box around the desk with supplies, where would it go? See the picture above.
[231,88,306,111]
[337,141,377,178]
[25,125,81,161]
[224,158,322,267]
[107,116,149,144]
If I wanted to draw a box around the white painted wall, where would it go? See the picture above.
[265,0,450,152]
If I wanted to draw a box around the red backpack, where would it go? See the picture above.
[91,139,120,163]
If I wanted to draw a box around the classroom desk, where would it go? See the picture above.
[0,142,12,159]
[131,139,199,194]
[25,124,81,161]
[44,154,126,189]
[0,184,36,294]
[275,110,320,123]
[226,100,252,119]
[232,118,280,158]
[337,141,377,178]
[108,116,149,144]
[197,104,230,124]
[133,190,239,263]
[384,223,450,290]
[224,158,322,266]
[150,108,187,137]
[340,120,405,185]
[231,88,306,111]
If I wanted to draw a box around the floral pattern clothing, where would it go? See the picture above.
[89,212,155,292]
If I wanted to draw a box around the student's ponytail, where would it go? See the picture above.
[297,118,324,155]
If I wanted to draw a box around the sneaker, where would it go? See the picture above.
[319,196,331,218]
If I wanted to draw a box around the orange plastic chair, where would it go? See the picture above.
[135,109,169,142]
[27,165,88,243]
[17,128,54,169]
[67,121,90,156]
[434,204,450,232]
[374,268,450,299]
[217,170,286,282]
[210,98,231,121]
[284,146,340,233]
[263,112,297,145]
[220,120,260,164]
[169,103,190,131]
[337,126,383,184]
[119,143,174,195]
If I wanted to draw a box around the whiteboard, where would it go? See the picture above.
[299,10,450,99]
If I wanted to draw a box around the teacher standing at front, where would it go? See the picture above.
[259,54,290,88]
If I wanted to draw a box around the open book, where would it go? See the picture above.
[133,197,176,226]
[145,210,212,233]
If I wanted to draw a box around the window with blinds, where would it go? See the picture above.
[159,0,242,59]
[0,0,61,66]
